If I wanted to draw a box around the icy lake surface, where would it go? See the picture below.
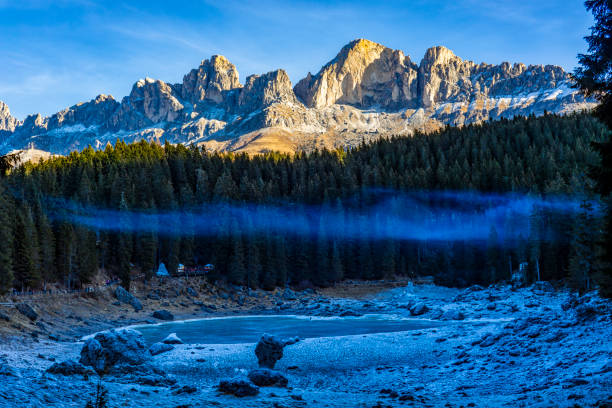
[134,314,441,345]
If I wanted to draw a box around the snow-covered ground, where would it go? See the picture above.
[0,283,610,407]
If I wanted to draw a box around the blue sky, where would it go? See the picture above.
[0,0,594,120]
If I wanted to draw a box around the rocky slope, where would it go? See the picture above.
[0,39,595,156]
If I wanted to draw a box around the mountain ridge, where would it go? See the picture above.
[0,39,595,156]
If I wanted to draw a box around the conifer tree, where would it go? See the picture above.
[0,182,14,293]
[574,0,612,296]
[568,200,599,292]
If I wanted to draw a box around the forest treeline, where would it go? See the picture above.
[0,113,608,294]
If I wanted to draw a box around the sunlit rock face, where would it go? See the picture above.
[0,39,595,157]
[180,55,241,105]
[109,78,184,131]
[0,101,19,133]
[294,39,420,110]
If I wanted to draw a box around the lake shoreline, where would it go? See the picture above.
[0,282,611,407]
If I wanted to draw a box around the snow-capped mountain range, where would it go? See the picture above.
[0,39,596,156]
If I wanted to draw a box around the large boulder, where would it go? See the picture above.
[254,334,299,369]
[149,342,174,356]
[248,368,288,387]
[46,360,93,376]
[409,303,429,316]
[152,310,174,321]
[79,329,150,375]
[114,287,143,311]
[218,379,259,397]
[16,303,38,321]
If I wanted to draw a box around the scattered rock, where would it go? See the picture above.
[0,311,10,322]
[114,286,143,312]
[46,360,93,376]
[162,333,183,345]
[478,333,502,347]
[108,362,176,386]
[339,309,362,317]
[80,329,150,374]
[149,342,175,356]
[218,379,259,397]
[410,303,429,316]
[543,331,567,343]
[563,378,589,388]
[172,385,197,395]
[598,361,612,374]
[152,310,174,321]
[533,281,555,292]
[16,303,38,321]
[0,362,18,377]
[526,326,542,338]
[486,303,496,311]
[575,303,598,321]
[248,368,289,387]
[282,288,297,301]
[186,287,198,297]
[442,309,465,320]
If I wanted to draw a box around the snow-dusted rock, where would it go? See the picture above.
[409,303,429,316]
[0,362,19,377]
[247,368,288,387]
[108,362,176,386]
[162,333,183,344]
[149,342,174,356]
[79,329,150,374]
[441,309,465,321]
[478,332,503,347]
[45,360,93,376]
[218,378,259,397]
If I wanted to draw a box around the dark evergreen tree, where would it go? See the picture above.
[574,0,612,297]
[0,182,14,293]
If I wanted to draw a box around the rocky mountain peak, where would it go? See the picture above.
[421,46,461,68]
[238,69,298,110]
[109,77,183,131]
[48,94,119,130]
[181,55,241,105]
[0,101,19,133]
[294,38,419,109]
[0,40,594,156]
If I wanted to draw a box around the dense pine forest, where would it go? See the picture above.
[0,113,608,294]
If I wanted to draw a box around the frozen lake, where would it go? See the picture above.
[134,314,441,345]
